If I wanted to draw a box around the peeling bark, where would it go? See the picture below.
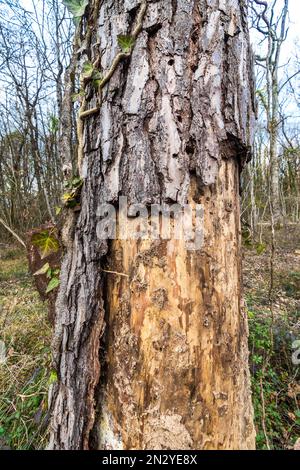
[98,160,255,450]
[49,0,256,450]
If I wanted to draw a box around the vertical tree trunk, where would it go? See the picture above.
[269,71,281,222]
[49,0,256,450]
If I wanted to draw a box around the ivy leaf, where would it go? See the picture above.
[33,262,50,276]
[46,268,53,279]
[49,369,58,385]
[62,0,89,22]
[256,243,267,255]
[67,200,78,209]
[82,60,94,78]
[55,206,62,216]
[71,176,83,188]
[93,79,102,89]
[62,191,76,202]
[62,191,78,208]
[117,34,135,53]
[64,176,83,190]
[31,231,60,259]
[46,277,60,294]
[92,70,102,88]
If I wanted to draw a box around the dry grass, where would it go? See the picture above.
[0,245,51,449]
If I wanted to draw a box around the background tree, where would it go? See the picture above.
[0,0,72,239]
[244,0,300,231]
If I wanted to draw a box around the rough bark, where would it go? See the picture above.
[49,0,256,450]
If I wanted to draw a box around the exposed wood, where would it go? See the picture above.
[99,159,255,450]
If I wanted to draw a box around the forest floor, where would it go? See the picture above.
[0,227,299,450]
[244,225,300,449]
[0,246,51,450]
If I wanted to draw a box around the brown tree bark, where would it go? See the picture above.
[49,0,256,450]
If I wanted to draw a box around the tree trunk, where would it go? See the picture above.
[49,0,256,450]
[269,71,281,222]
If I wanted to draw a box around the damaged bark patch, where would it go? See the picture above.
[98,161,255,450]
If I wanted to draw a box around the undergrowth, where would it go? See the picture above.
[245,230,300,450]
[248,306,300,449]
[0,246,51,450]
